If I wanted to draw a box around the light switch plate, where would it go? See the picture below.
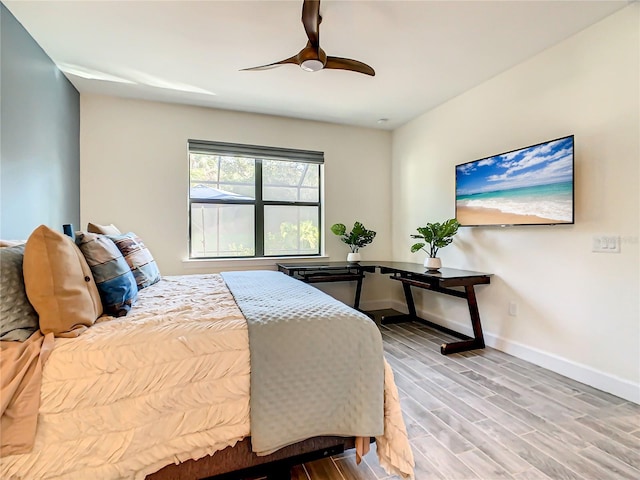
[592,235,621,253]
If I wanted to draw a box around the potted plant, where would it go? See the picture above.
[330,221,376,262]
[410,218,460,271]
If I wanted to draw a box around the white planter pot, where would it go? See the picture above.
[424,257,442,271]
[347,252,361,263]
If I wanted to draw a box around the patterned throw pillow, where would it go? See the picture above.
[0,244,39,341]
[75,232,138,317]
[107,233,161,290]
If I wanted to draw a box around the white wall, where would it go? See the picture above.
[392,5,639,401]
[80,5,638,401]
[80,95,392,306]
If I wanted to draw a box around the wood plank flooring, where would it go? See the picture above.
[255,322,640,479]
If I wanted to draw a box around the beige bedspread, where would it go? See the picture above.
[1,331,54,456]
[0,274,413,479]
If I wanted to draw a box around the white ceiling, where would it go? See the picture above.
[5,0,630,130]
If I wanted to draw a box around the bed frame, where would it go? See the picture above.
[146,436,359,480]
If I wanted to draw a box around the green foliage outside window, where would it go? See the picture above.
[265,220,319,255]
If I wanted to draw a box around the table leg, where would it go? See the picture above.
[354,275,363,309]
[402,282,417,317]
[440,285,485,355]
[377,280,417,324]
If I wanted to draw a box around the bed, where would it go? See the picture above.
[1,233,414,480]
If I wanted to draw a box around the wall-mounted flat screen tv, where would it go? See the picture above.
[455,135,574,227]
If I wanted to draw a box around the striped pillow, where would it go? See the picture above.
[75,232,138,317]
[107,232,161,290]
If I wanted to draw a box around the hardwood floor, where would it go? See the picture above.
[256,322,640,479]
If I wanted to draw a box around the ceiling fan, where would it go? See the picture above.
[242,0,375,76]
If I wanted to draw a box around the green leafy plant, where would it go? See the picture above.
[330,221,376,253]
[410,219,460,258]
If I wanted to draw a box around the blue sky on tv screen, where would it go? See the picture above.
[456,136,573,197]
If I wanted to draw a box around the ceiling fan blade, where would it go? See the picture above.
[244,1,376,77]
[241,55,299,71]
[302,0,321,48]
[325,56,375,76]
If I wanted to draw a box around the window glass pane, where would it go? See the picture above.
[190,153,255,199]
[263,160,319,202]
[299,164,320,202]
[190,203,254,257]
[264,206,319,256]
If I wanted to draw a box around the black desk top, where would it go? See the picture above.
[371,262,491,280]
[276,262,376,271]
[277,261,490,280]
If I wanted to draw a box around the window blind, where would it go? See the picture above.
[188,140,324,164]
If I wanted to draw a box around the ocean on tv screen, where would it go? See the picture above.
[455,136,574,226]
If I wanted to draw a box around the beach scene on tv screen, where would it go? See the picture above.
[456,136,574,226]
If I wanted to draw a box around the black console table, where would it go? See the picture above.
[276,262,376,310]
[376,262,491,355]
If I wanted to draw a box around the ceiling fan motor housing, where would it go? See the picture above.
[299,45,327,72]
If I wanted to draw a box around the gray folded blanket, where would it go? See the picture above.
[222,270,384,454]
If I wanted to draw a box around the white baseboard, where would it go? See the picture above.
[376,300,640,404]
[486,333,640,404]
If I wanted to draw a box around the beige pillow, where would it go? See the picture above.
[87,223,121,236]
[23,225,103,338]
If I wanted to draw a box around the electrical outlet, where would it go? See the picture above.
[592,235,621,253]
[509,301,518,316]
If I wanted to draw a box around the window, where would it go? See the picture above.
[188,140,323,259]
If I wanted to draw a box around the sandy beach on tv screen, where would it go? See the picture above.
[456,206,562,225]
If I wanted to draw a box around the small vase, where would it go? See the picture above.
[424,257,442,271]
[347,252,361,263]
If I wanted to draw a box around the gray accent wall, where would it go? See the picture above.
[1,3,80,239]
